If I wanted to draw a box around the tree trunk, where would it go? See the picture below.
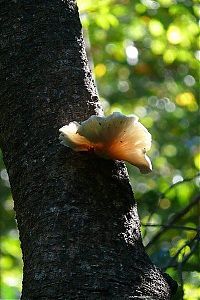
[0,1,176,299]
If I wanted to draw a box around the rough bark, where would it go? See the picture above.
[0,1,176,299]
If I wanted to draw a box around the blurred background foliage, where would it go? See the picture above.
[0,0,199,299]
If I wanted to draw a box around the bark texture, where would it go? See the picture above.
[0,1,176,299]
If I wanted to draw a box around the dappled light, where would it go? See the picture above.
[1,0,199,298]
[79,0,199,298]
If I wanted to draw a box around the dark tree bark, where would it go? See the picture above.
[0,1,177,299]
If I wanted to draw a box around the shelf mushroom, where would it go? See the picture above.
[59,112,152,174]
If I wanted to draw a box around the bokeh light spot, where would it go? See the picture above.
[149,19,164,36]
[194,153,200,170]
[142,0,160,9]
[118,80,129,92]
[151,40,166,55]
[195,50,200,61]
[159,198,171,209]
[163,49,176,63]
[162,144,177,157]
[176,92,196,107]
[94,63,107,78]
[125,44,139,65]
[172,175,183,184]
[167,25,183,44]
[184,75,196,87]
[134,106,147,118]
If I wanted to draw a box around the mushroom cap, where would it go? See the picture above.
[59,112,152,174]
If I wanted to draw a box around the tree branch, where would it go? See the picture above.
[163,233,199,270]
[142,173,199,239]
[142,223,199,232]
[145,194,200,249]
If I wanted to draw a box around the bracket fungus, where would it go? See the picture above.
[59,112,152,174]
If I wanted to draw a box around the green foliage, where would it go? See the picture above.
[79,0,199,298]
[0,0,199,298]
[0,151,22,299]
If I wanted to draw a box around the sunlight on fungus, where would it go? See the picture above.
[59,112,152,174]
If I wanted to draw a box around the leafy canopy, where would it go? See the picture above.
[0,0,199,299]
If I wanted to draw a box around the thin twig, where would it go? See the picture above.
[141,173,199,238]
[160,173,200,198]
[178,263,184,299]
[145,194,200,249]
[165,242,199,270]
[163,234,199,270]
[141,223,199,232]
[181,240,199,266]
